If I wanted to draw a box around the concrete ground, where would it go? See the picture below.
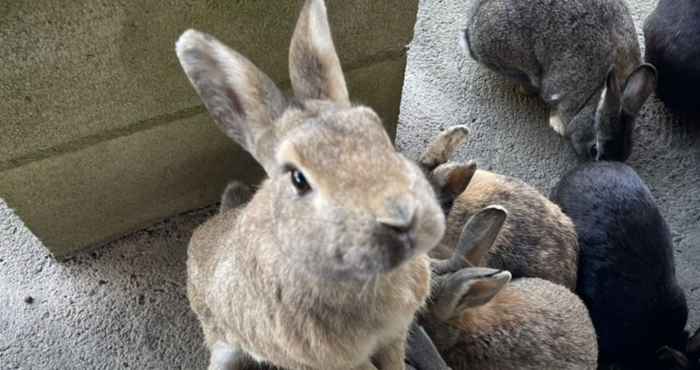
[397,0,700,334]
[0,200,211,369]
[1,0,698,369]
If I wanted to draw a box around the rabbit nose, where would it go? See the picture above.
[377,196,417,233]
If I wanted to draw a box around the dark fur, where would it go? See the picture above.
[551,162,688,369]
[644,0,700,118]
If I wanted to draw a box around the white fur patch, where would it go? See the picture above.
[549,112,566,136]
[596,87,608,114]
[210,341,238,370]
[549,94,561,102]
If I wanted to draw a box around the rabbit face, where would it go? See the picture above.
[269,104,446,281]
[176,0,446,283]
[570,65,657,161]
[568,104,599,160]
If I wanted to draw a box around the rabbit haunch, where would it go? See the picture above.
[177,0,445,369]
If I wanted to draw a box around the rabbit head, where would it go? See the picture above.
[568,64,657,162]
[426,157,578,289]
[176,0,445,282]
[418,125,474,214]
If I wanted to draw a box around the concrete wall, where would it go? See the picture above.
[0,0,418,257]
[397,0,700,332]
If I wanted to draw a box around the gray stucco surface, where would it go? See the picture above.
[397,0,699,333]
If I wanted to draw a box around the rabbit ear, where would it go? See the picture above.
[598,66,622,121]
[176,30,287,174]
[289,0,350,105]
[432,161,477,200]
[405,322,450,370]
[420,125,470,170]
[594,67,625,158]
[621,64,657,116]
[432,268,511,321]
[459,205,507,266]
[432,205,506,275]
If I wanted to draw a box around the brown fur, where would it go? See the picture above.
[431,169,579,289]
[176,1,445,369]
[417,205,595,370]
[427,277,598,370]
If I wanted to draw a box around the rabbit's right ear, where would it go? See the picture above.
[289,0,350,105]
[176,30,287,174]
[432,268,511,321]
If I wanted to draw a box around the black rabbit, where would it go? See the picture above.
[551,162,688,369]
[644,0,700,118]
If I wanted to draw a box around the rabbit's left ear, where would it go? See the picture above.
[289,0,350,105]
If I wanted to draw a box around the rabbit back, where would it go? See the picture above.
[441,277,597,370]
[435,170,579,289]
[644,0,700,117]
[466,0,640,122]
[551,162,688,363]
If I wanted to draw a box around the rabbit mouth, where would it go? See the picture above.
[327,232,417,281]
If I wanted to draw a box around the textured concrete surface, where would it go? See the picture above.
[397,0,700,333]
[0,0,417,256]
[0,198,212,369]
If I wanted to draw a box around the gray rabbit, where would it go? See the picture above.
[463,0,656,161]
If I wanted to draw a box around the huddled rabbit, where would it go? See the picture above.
[551,162,688,369]
[463,0,657,161]
[417,206,598,370]
[417,129,578,289]
[644,0,700,118]
[176,0,447,369]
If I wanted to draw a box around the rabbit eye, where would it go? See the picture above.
[291,169,311,194]
[589,144,599,159]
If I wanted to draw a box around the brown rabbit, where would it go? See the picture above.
[419,129,578,289]
[175,0,446,369]
[419,207,598,370]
